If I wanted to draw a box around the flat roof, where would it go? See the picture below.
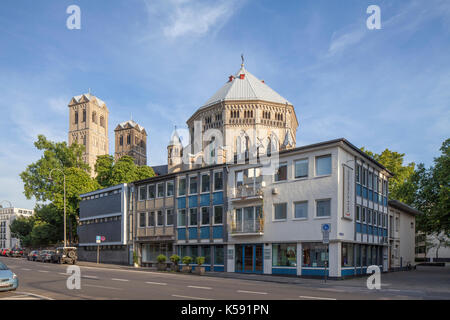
[389,200,422,216]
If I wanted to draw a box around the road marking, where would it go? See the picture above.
[59,272,69,276]
[172,294,213,300]
[299,295,337,300]
[84,284,123,290]
[237,290,268,295]
[38,270,49,273]
[21,268,31,271]
[188,285,212,290]
[146,281,167,286]
[317,288,346,293]
[111,278,129,282]
[15,292,54,300]
[82,275,99,279]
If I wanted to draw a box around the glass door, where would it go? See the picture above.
[255,245,263,272]
[244,245,254,272]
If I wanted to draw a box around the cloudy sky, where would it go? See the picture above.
[0,0,449,209]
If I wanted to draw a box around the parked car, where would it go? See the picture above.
[27,250,40,261]
[51,247,77,264]
[36,250,52,262]
[9,248,24,258]
[0,261,18,292]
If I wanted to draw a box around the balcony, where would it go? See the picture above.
[230,206,264,236]
[231,184,263,202]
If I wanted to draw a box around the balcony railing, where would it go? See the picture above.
[230,217,264,235]
[232,184,263,200]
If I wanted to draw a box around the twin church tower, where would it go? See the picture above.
[67,60,298,176]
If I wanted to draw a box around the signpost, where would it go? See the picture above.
[321,224,331,282]
[96,235,104,264]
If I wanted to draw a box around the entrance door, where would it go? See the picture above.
[235,244,263,273]
[244,245,254,272]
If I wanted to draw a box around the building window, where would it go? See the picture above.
[294,201,308,219]
[356,206,361,221]
[275,162,287,182]
[157,183,164,198]
[272,243,297,267]
[178,177,186,196]
[189,176,198,194]
[166,181,174,197]
[201,173,210,193]
[214,171,223,191]
[342,243,354,267]
[316,199,331,217]
[148,185,155,199]
[139,212,146,227]
[157,211,164,226]
[294,159,308,179]
[148,212,155,227]
[201,207,210,225]
[214,245,224,265]
[74,111,78,124]
[178,209,186,227]
[302,243,327,267]
[166,209,174,226]
[368,210,372,224]
[92,112,97,123]
[200,246,211,264]
[100,116,105,128]
[356,164,361,183]
[119,135,123,146]
[127,134,131,145]
[139,186,147,201]
[213,206,223,225]
[82,110,86,122]
[274,203,287,221]
[315,155,331,176]
[189,208,198,226]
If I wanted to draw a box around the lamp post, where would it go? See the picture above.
[0,200,13,208]
[49,168,67,248]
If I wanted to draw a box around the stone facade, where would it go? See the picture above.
[68,93,109,176]
[114,120,147,166]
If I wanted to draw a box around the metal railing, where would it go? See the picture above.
[231,217,264,234]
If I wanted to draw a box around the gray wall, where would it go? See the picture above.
[79,193,121,219]
[78,220,122,244]
[78,246,129,265]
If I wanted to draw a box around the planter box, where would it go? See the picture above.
[181,265,192,273]
[170,264,179,272]
[157,263,167,271]
[194,266,205,275]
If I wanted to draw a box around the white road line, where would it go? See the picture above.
[59,272,69,276]
[172,294,213,300]
[38,270,49,273]
[82,275,99,279]
[187,285,212,290]
[21,268,31,271]
[146,281,167,286]
[111,278,129,282]
[15,292,54,300]
[237,290,268,295]
[317,288,346,293]
[84,284,122,290]
[299,295,337,300]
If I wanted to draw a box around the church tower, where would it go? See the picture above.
[167,128,183,173]
[68,93,109,176]
[114,120,147,166]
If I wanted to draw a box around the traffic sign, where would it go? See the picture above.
[101,236,106,241]
[96,235,101,244]
[321,223,331,232]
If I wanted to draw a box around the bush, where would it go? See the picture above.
[133,251,139,264]
[182,256,193,265]
[170,254,180,264]
[156,254,167,263]
[196,256,205,266]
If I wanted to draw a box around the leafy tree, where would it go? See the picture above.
[95,155,114,188]
[10,216,35,248]
[361,147,415,201]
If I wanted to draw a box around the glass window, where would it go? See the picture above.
[294,159,308,178]
[139,186,146,201]
[201,207,210,225]
[274,203,287,220]
[355,244,361,267]
[316,199,331,217]
[214,171,223,191]
[272,243,297,267]
[356,165,361,183]
[157,183,164,198]
[214,245,224,265]
[189,176,198,194]
[189,208,198,226]
[139,212,146,227]
[148,185,155,199]
[214,206,223,224]
[178,209,186,227]
[200,246,211,264]
[178,177,186,196]
[315,155,331,176]
[362,207,366,222]
[157,211,163,226]
[147,212,155,227]
[166,209,174,226]
[190,246,198,261]
[368,172,373,189]
[201,174,210,193]
[342,243,354,267]
[275,162,287,181]
[294,201,308,219]
[166,181,174,197]
[356,206,361,221]
[368,210,372,224]
[302,243,327,267]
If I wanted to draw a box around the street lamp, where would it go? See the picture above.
[0,200,13,208]
[49,168,67,248]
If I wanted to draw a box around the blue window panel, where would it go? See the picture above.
[355,268,363,275]
[379,194,383,204]
[189,227,198,240]
[301,268,328,276]
[200,226,210,239]
[384,197,388,207]
[368,226,372,234]
[189,196,198,208]
[341,269,355,276]
[356,184,362,197]
[369,190,373,202]
[213,266,224,272]
[212,226,223,239]
[362,224,367,234]
[363,187,368,199]
[272,268,296,275]
[200,194,210,207]
[177,197,186,209]
[384,229,388,237]
[213,192,223,205]
[356,223,361,233]
[177,228,186,240]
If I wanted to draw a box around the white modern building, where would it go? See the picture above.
[225,138,392,278]
[0,206,34,249]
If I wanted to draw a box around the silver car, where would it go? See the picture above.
[0,262,18,292]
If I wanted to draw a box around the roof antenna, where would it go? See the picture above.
[241,54,244,67]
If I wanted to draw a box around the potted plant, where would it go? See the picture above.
[133,251,139,268]
[170,254,180,272]
[195,256,206,275]
[156,254,167,271]
[181,256,193,273]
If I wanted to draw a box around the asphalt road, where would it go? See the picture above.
[0,257,448,300]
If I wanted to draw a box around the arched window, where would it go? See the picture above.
[82,110,86,122]
[127,134,131,145]
[74,111,78,124]
[119,135,123,146]
[92,111,97,123]
[100,116,105,127]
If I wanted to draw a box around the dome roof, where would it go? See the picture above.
[200,64,291,109]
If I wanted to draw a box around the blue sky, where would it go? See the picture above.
[0,0,449,209]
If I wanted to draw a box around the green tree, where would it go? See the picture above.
[95,155,114,188]
[10,216,35,248]
[361,147,415,201]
